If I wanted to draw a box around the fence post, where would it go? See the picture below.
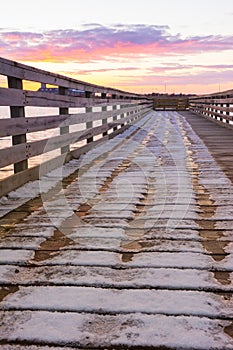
[120,96,125,128]
[226,101,230,122]
[220,103,224,117]
[101,93,108,137]
[7,76,28,173]
[85,91,93,143]
[59,86,69,154]
[112,99,118,131]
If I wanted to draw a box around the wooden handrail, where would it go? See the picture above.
[189,89,233,126]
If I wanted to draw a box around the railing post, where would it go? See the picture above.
[226,101,230,119]
[220,103,224,117]
[7,76,28,173]
[119,97,125,128]
[59,87,69,154]
[101,93,108,137]
[121,112,125,128]
[85,91,93,143]
[112,103,118,132]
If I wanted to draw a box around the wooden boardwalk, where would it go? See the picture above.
[0,110,233,349]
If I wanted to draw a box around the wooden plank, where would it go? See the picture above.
[199,106,233,114]
[190,103,233,112]
[189,104,231,110]
[0,115,65,137]
[0,110,146,170]
[15,125,112,162]
[0,107,147,171]
[191,89,233,99]
[0,87,145,108]
[189,107,232,122]
[153,97,188,110]
[0,137,108,198]
[0,143,28,168]
[204,110,232,121]
[0,106,142,137]
[0,129,87,169]
[0,57,88,92]
[116,109,142,125]
[190,110,233,128]
[0,87,81,107]
[0,87,25,106]
[0,153,68,198]
[70,135,109,160]
[190,97,233,104]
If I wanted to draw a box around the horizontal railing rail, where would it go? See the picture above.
[189,89,233,127]
[0,57,152,197]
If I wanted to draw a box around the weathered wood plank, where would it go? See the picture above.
[0,87,143,108]
[190,97,233,104]
[192,109,232,121]
[22,126,109,161]
[208,105,233,113]
[0,87,97,107]
[0,120,128,169]
[0,105,145,137]
[191,89,233,99]
[190,104,233,114]
[0,136,108,198]
[0,107,151,162]
[0,143,28,169]
[0,87,25,106]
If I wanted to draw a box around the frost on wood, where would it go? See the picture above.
[0,111,233,349]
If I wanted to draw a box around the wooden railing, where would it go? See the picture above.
[189,89,233,127]
[153,95,188,111]
[0,57,152,197]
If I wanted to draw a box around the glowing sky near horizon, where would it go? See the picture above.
[0,0,232,94]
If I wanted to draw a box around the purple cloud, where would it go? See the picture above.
[0,24,233,63]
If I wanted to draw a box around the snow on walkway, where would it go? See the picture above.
[0,111,233,349]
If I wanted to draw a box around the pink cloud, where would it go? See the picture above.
[62,67,140,75]
[0,24,232,63]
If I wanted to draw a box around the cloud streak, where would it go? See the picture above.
[1,24,233,63]
[68,67,140,75]
[148,64,233,74]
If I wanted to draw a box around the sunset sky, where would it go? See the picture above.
[0,0,233,94]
